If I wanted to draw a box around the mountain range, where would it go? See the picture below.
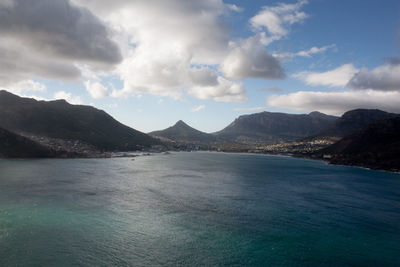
[1,90,399,171]
[214,111,337,144]
[315,117,400,172]
[150,111,338,145]
[0,90,158,152]
[307,109,399,140]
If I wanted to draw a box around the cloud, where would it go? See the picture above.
[234,107,265,112]
[273,44,336,61]
[0,39,82,84]
[226,4,243,12]
[271,60,400,114]
[0,0,121,65]
[267,89,400,114]
[0,0,298,103]
[189,76,247,102]
[191,105,205,112]
[54,91,83,105]
[84,80,109,99]
[221,35,285,80]
[295,44,336,57]
[74,0,285,102]
[0,80,46,94]
[293,64,359,87]
[295,61,400,92]
[0,0,13,8]
[0,0,121,86]
[189,67,219,87]
[74,0,235,100]
[348,62,400,91]
[385,57,400,65]
[250,0,308,44]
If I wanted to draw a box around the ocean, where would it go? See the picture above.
[0,152,399,266]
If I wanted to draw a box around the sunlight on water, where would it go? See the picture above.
[1,152,400,266]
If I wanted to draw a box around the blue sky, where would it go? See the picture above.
[1,0,399,133]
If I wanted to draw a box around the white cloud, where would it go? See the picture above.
[73,0,285,102]
[226,4,243,12]
[221,35,284,80]
[84,80,109,99]
[0,80,46,94]
[295,44,336,57]
[267,89,400,114]
[189,76,247,102]
[234,107,265,112]
[54,91,83,105]
[348,62,400,91]
[273,44,336,61]
[293,64,359,87]
[74,0,235,100]
[250,0,308,44]
[0,0,290,103]
[191,105,205,112]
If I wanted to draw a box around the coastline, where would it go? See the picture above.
[4,148,398,174]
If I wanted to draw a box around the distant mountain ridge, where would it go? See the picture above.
[309,109,399,140]
[149,120,216,143]
[215,111,337,144]
[0,90,158,151]
[2,89,399,168]
[316,117,400,171]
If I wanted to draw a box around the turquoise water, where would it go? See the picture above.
[0,152,399,266]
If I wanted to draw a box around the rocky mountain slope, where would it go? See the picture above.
[308,109,399,140]
[0,91,158,151]
[215,111,337,145]
[314,117,400,172]
[149,120,216,143]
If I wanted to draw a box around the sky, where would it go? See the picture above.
[0,0,399,133]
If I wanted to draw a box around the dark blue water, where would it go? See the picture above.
[0,152,399,266]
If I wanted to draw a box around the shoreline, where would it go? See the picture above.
[3,149,399,174]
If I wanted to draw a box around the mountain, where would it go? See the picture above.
[215,111,337,145]
[149,120,216,143]
[309,109,399,140]
[315,117,400,172]
[0,91,158,151]
[0,127,54,158]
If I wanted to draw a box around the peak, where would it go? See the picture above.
[309,111,323,116]
[342,109,388,117]
[0,90,17,97]
[308,111,330,117]
[0,90,35,105]
[175,120,188,126]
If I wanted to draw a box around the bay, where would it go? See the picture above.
[0,152,399,266]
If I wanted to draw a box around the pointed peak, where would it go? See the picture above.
[174,120,188,127]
